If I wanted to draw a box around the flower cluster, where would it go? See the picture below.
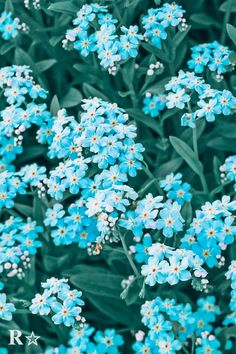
[187,41,232,76]
[120,183,190,270]
[30,278,85,327]
[64,2,187,72]
[0,293,15,321]
[44,201,99,248]
[64,3,143,71]
[181,196,236,268]
[0,11,19,41]
[45,324,124,353]
[220,155,236,191]
[42,98,144,247]
[166,70,236,127]
[160,172,192,205]
[0,216,42,280]
[143,70,236,123]
[225,261,236,324]
[119,194,164,238]
[141,242,207,286]
[0,163,46,209]
[142,2,187,49]
[133,295,221,353]
[121,193,185,240]
[0,65,50,171]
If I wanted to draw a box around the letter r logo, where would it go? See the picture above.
[9,330,23,345]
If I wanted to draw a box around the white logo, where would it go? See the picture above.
[9,330,40,346]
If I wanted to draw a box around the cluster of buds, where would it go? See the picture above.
[178,17,188,31]
[147,61,164,76]
[24,0,41,9]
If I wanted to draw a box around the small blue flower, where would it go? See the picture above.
[0,293,15,321]
[134,234,152,264]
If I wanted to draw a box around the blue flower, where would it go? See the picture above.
[44,204,65,227]
[166,256,191,285]
[196,337,221,354]
[141,256,169,286]
[156,203,184,238]
[94,329,124,354]
[29,291,52,315]
[0,293,15,321]
[143,95,166,118]
[0,180,16,208]
[167,182,192,205]
[51,300,81,327]
[160,173,182,192]
[166,89,190,109]
[58,289,84,307]
[74,32,96,57]
[134,234,152,264]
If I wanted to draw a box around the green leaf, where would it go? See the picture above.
[123,279,140,306]
[190,14,220,27]
[83,83,109,100]
[161,108,179,122]
[16,146,47,164]
[0,42,15,55]
[14,48,39,76]
[229,51,236,63]
[14,203,33,218]
[217,325,236,350]
[172,26,191,48]
[33,196,44,226]
[36,59,57,73]
[24,256,36,286]
[157,157,183,178]
[43,254,69,272]
[213,156,221,184]
[88,295,140,327]
[181,202,192,224]
[220,1,236,12]
[50,95,60,116]
[142,77,171,95]
[63,265,123,299]
[5,0,14,12]
[127,108,162,135]
[49,35,64,47]
[118,90,134,98]
[207,137,236,152]
[169,136,203,175]
[122,59,135,88]
[141,43,168,62]
[227,24,236,46]
[48,1,78,15]
[60,87,82,108]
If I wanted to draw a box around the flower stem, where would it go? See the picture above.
[119,232,140,278]
[142,161,164,196]
[192,127,199,160]
[192,122,209,195]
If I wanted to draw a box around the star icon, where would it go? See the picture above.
[25,331,40,346]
